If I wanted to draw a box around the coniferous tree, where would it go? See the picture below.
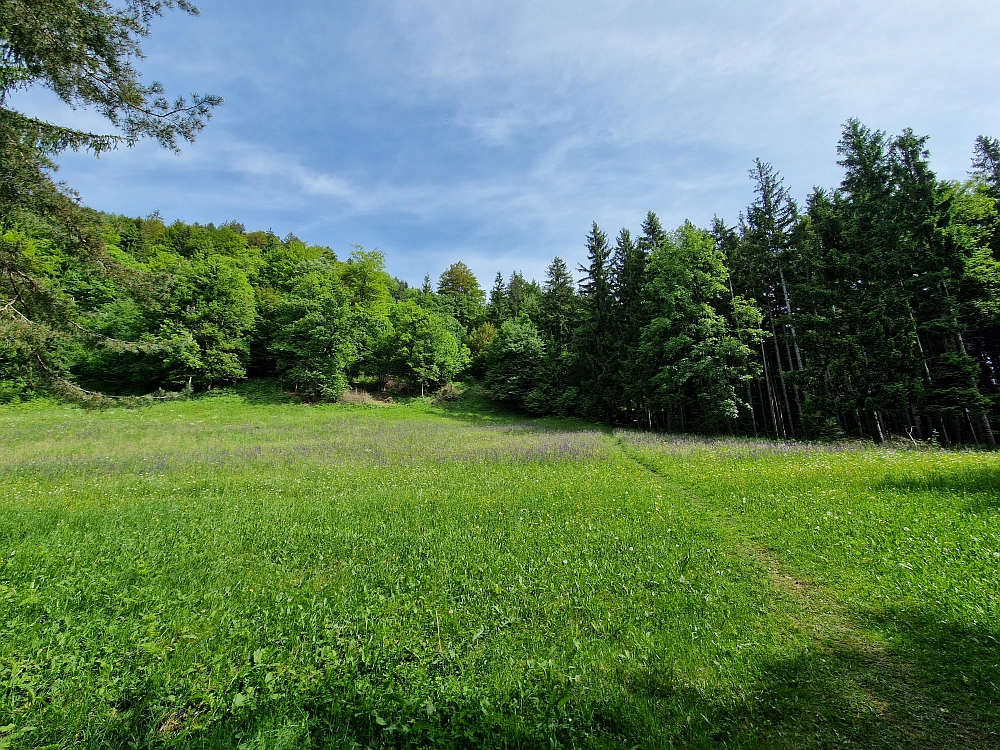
[573,222,617,421]
[533,257,579,415]
[487,272,506,326]
[613,221,654,425]
[505,271,541,321]
[0,0,220,399]
[735,160,801,438]
[538,257,578,349]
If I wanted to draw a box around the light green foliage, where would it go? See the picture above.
[389,301,470,393]
[0,227,74,379]
[1,397,997,747]
[642,221,762,427]
[466,321,496,358]
[162,254,257,387]
[437,261,483,300]
[256,233,337,291]
[341,246,393,317]
[437,261,486,331]
[465,321,496,376]
[952,181,1000,331]
[0,221,164,401]
[269,261,355,400]
[0,0,219,398]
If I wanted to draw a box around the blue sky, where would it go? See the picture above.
[12,0,1000,287]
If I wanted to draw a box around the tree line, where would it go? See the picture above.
[4,5,997,444]
[3,121,999,445]
[484,122,1000,446]
[1,214,479,401]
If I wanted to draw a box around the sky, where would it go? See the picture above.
[12,0,1000,287]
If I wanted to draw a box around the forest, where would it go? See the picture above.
[3,122,1000,446]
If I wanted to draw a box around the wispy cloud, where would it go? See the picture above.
[27,0,1000,285]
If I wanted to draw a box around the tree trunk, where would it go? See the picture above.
[768,311,796,438]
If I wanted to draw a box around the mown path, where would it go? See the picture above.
[616,432,1000,749]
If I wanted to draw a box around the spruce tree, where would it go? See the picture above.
[735,160,801,438]
[615,219,656,425]
[533,257,579,414]
[487,272,506,325]
[573,222,617,421]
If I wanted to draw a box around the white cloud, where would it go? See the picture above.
[25,0,1000,285]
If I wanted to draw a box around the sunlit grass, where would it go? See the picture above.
[0,394,998,748]
[621,431,1000,748]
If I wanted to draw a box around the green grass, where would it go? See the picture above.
[0,390,998,748]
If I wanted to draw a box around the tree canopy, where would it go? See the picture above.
[0,0,220,402]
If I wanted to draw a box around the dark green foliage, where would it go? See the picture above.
[538,256,578,348]
[487,271,506,325]
[785,122,997,444]
[483,316,546,408]
[613,224,652,423]
[474,123,998,445]
[574,222,618,421]
[3,102,998,442]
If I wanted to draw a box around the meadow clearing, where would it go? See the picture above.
[0,387,998,748]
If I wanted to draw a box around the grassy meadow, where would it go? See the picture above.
[0,387,998,748]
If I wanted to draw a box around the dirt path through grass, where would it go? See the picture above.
[615,432,1000,749]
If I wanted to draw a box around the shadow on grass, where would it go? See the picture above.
[199,380,302,406]
[429,383,614,436]
[877,465,1000,512]
[64,606,999,750]
[709,606,1000,750]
